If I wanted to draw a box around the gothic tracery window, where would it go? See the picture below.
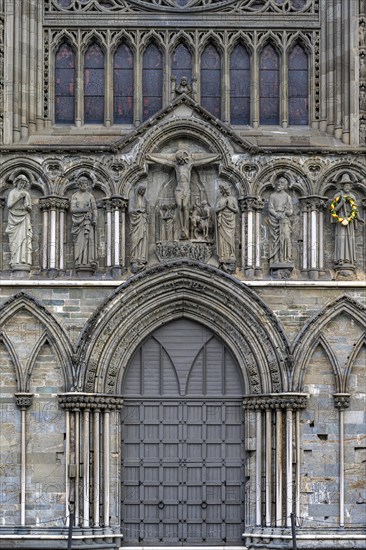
[288,44,309,125]
[114,43,134,124]
[230,43,250,125]
[84,42,105,124]
[55,42,75,124]
[142,43,163,121]
[259,44,280,125]
[201,43,221,118]
[172,43,193,87]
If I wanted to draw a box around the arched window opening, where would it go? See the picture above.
[172,43,192,87]
[55,42,75,124]
[84,42,105,124]
[114,43,134,124]
[230,43,250,125]
[142,43,163,121]
[259,44,280,125]
[201,43,221,118]
[288,44,308,125]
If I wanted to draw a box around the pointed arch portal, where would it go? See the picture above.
[121,318,245,545]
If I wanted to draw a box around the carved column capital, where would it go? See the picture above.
[14,393,34,410]
[58,392,124,411]
[111,196,128,211]
[239,195,262,213]
[243,393,308,411]
[333,393,351,410]
[299,195,327,212]
[39,196,69,211]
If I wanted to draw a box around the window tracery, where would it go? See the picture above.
[55,43,76,124]
[50,28,316,128]
[84,43,105,124]
[142,43,163,121]
[114,43,134,124]
[201,43,221,118]
[259,44,280,125]
[47,0,318,14]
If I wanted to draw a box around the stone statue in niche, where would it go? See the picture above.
[70,174,97,272]
[268,175,294,267]
[329,173,364,274]
[6,173,33,270]
[129,185,149,273]
[159,203,175,241]
[146,147,220,240]
[215,183,238,273]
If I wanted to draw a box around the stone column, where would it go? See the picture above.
[334,393,351,528]
[360,2,366,145]
[243,394,308,528]
[104,197,128,277]
[0,197,5,271]
[299,196,327,279]
[58,394,123,530]
[239,197,263,277]
[14,393,33,526]
[39,197,69,276]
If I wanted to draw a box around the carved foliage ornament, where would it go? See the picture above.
[49,0,317,13]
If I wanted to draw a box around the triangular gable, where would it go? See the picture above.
[111,93,259,154]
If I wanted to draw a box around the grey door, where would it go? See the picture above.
[121,319,245,546]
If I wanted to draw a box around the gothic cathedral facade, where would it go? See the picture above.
[0,1,365,549]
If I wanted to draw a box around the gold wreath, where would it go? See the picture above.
[330,195,358,226]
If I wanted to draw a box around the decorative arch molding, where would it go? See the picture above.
[63,162,116,196]
[344,333,366,393]
[0,159,50,195]
[318,162,366,196]
[253,160,311,196]
[0,292,74,390]
[0,331,22,392]
[291,295,366,392]
[77,262,291,395]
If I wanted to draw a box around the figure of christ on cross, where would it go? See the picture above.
[146,148,221,240]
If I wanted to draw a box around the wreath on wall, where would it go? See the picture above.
[330,195,358,226]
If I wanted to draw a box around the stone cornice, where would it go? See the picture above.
[243,393,308,411]
[58,393,124,411]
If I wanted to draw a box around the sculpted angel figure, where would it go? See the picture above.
[146,147,220,240]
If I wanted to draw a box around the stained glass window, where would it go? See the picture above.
[84,43,105,124]
[142,43,163,121]
[55,43,75,124]
[288,44,308,125]
[201,44,221,118]
[259,44,280,125]
[172,43,192,87]
[230,43,250,125]
[114,43,134,124]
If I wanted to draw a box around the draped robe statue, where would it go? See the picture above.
[129,185,149,272]
[70,175,97,269]
[6,174,33,269]
[268,176,293,264]
[215,184,238,266]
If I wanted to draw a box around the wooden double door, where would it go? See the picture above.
[121,319,245,546]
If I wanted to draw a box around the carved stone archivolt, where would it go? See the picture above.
[77,262,290,395]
